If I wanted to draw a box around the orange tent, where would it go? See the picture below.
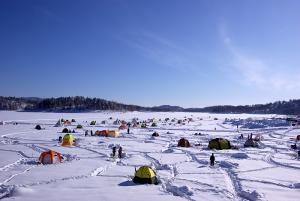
[39,150,63,164]
[177,138,191,147]
[95,130,109,137]
[64,120,71,125]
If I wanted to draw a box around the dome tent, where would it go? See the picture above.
[62,134,74,146]
[35,125,42,130]
[178,138,191,147]
[95,130,119,138]
[208,138,231,150]
[244,139,258,147]
[62,128,69,133]
[76,124,83,129]
[133,166,158,185]
[152,132,159,137]
[39,150,63,165]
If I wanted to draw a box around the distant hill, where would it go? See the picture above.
[1,96,300,115]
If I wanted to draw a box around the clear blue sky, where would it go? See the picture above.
[1,0,300,107]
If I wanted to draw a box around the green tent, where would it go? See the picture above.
[208,138,231,150]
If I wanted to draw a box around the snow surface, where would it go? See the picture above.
[0,111,299,201]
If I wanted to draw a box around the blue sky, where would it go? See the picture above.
[0,0,300,107]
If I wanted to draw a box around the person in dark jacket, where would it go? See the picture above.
[210,153,215,166]
[118,146,123,158]
[127,127,130,134]
[112,146,116,158]
[58,136,62,143]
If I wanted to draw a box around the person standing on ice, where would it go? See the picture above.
[112,146,116,158]
[118,146,123,158]
[127,127,130,134]
[210,153,215,166]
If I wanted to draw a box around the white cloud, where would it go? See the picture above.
[120,30,203,74]
[220,24,300,91]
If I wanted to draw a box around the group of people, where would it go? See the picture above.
[85,130,94,136]
[112,146,123,158]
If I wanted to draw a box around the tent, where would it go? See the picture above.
[95,130,119,138]
[0,121,4,125]
[113,119,121,125]
[54,120,62,127]
[208,138,231,150]
[119,124,126,130]
[152,132,159,137]
[90,121,96,125]
[95,130,109,136]
[71,119,76,122]
[132,118,138,124]
[244,139,258,147]
[101,120,107,124]
[62,128,69,133]
[64,120,71,125]
[35,125,42,130]
[178,138,191,147]
[108,130,119,138]
[141,123,147,128]
[62,134,74,146]
[39,150,63,165]
[297,135,300,141]
[151,123,157,127]
[76,125,83,129]
[133,166,158,184]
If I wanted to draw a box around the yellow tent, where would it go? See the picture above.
[108,130,119,138]
[62,134,74,146]
[133,166,158,184]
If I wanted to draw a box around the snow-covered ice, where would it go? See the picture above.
[0,111,299,201]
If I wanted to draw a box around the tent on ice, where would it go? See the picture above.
[39,150,63,164]
[208,138,231,150]
[95,130,119,138]
[244,139,258,147]
[152,132,159,137]
[62,128,69,133]
[178,138,191,147]
[64,120,71,125]
[133,166,158,184]
[62,134,74,146]
[113,119,121,125]
[35,125,42,130]
[297,135,300,141]
[76,124,83,129]
[151,122,157,127]
[119,124,126,130]
[54,120,62,127]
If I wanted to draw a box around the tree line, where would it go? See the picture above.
[1,96,300,114]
